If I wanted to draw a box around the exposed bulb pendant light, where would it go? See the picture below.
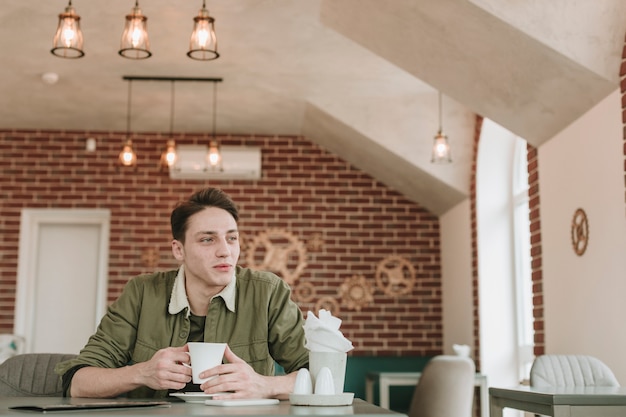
[161,81,178,169]
[51,0,84,58]
[188,0,219,61]
[431,91,452,164]
[206,82,222,170]
[120,139,137,166]
[163,140,177,167]
[119,0,151,59]
[119,80,137,166]
[208,140,221,168]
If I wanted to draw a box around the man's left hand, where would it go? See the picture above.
[198,345,289,399]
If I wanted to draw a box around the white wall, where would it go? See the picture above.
[539,89,626,382]
[440,199,474,355]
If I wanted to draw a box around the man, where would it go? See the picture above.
[55,188,309,399]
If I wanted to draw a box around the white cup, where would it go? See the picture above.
[187,342,227,384]
[309,351,347,395]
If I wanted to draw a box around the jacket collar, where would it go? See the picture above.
[168,265,237,317]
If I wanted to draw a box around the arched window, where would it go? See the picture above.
[512,137,533,381]
[477,119,533,387]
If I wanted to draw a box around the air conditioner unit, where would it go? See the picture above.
[169,144,262,180]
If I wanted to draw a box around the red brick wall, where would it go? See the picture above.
[527,144,544,356]
[0,132,443,356]
[469,115,483,417]
[470,115,483,371]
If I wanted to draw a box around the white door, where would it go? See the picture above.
[14,209,110,354]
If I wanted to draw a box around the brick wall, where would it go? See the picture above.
[470,115,483,371]
[0,132,443,356]
[469,115,483,417]
[527,144,544,356]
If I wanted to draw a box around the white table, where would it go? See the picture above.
[489,385,626,417]
[0,397,405,417]
[365,371,488,417]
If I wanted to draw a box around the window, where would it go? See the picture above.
[512,137,533,382]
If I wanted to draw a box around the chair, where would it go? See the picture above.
[408,355,476,417]
[530,354,619,388]
[0,353,77,396]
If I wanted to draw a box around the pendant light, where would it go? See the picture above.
[161,82,178,169]
[206,82,222,170]
[188,0,219,61]
[119,80,137,166]
[119,0,151,59]
[431,91,452,164]
[51,0,84,58]
[119,139,137,166]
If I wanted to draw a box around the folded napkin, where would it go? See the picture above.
[453,344,471,357]
[303,309,354,353]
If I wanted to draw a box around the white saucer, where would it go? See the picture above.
[289,393,354,406]
[170,392,230,403]
[205,399,280,407]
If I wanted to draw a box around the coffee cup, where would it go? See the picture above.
[186,342,227,384]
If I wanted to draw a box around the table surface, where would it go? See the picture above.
[0,397,405,417]
[490,385,626,405]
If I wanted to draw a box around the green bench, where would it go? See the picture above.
[344,355,432,412]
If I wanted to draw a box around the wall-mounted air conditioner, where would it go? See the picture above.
[169,144,262,180]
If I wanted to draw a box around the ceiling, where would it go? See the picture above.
[1,0,625,215]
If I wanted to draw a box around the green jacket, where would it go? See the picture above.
[55,266,309,398]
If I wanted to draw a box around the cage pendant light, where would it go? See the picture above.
[119,0,151,59]
[431,91,452,164]
[188,0,219,61]
[51,0,84,58]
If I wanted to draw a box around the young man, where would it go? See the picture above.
[55,188,309,399]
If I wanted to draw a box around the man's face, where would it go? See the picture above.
[172,206,240,289]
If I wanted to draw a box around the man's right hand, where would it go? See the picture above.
[71,346,193,398]
[135,345,192,391]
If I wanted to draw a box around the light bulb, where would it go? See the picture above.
[207,141,221,168]
[163,140,177,167]
[61,25,76,47]
[131,25,143,48]
[119,140,137,166]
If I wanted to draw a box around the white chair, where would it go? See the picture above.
[408,355,475,417]
[530,354,619,387]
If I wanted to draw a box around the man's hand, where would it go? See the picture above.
[134,345,192,391]
[198,345,297,399]
[71,346,193,398]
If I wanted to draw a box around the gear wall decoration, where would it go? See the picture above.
[238,233,249,252]
[315,296,340,316]
[245,228,308,284]
[307,232,324,252]
[141,247,159,270]
[571,208,589,256]
[339,275,374,311]
[294,282,316,303]
[375,255,416,297]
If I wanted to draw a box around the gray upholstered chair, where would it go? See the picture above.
[530,354,619,388]
[408,355,476,417]
[0,353,77,396]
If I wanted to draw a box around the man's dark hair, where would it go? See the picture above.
[170,188,239,242]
